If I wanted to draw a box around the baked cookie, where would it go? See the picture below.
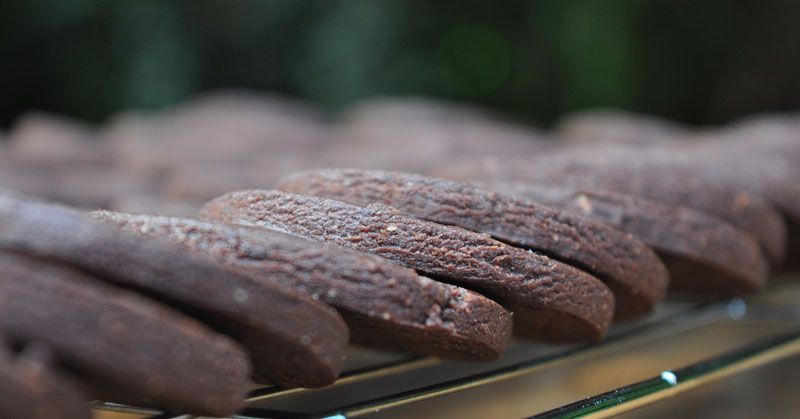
[330,98,553,173]
[6,111,112,166]
[107,91,333,173]
[489,183,769,296]
[680,131,800,270]
[0,192,348,388]
[90,211,513,361]
[554,109,687,146]
[279,169,668,319]
[0,339,90,419]
[0,156,156,209]
[0,252,249,416]
[433,154,787,267]
[201,190,615,343]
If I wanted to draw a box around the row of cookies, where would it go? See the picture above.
[0,93,553,214]
[1,95,797,416]
[0,191,356,416]
[431,131,798,275]
[0,178,666,414]
[313,98,799,279]
[106,152,787,374]
[2,93,797,212]
[1,96,795,306]
[2,189,527,417]
[2,97,796,329]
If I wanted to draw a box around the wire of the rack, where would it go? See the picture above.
[533,328,800,418]
[90,295,800,419]
[246,357,441,403]
[89,401,162,416]
[311,302,719,418]
[91,357,441,416]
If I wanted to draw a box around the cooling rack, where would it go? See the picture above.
[92,275,800,418]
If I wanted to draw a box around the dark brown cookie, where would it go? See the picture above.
[0,339,90,419]
[107,91,333,174]
[278,169,668,319]
[488,183,770,296]
[201,190,615,343]
[0,192,349,388]
[554,109,688,146]
[676,131,800,270]
[433,154,787,267]
[330,98,553,173]
[0,252,249,416]
[90,211,513,361]
[6,111,112,166]
[0,155,156,209]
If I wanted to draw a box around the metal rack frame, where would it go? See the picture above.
[92,283,800,419]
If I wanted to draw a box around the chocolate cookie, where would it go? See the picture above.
[676,132,800,270]
[0,252,250,416]
[6,111,112,166]
[433,154,787,267]
[201,190,615,343]
[0,339,90,419]
[0,155,156,209]
[90,211,513,360]
[107,91,333,173]
[330,98,553,173]
[488,183,769,296]
[554,109,688,146]
[0,192,349,388]
[278,169,668,319]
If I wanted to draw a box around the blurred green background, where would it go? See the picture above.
[1,0,799,128]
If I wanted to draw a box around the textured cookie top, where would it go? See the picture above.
[433,155,787,267]
[490,183,769,296]
[0,192,348,388]
[90,211,513,360]
[0,252,250,416]
[201,189,615,342]
[279,169,668,319]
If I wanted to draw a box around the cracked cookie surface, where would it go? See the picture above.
[202,190,615,342]
[279,169,668,319]
[91,211,513,360]
[0,192,348,388]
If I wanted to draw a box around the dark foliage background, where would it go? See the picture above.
[1,0,799,128]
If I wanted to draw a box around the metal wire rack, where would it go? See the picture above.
[93,277,800,418]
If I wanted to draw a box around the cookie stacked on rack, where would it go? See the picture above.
[0,93,797,417]
[0,192,349,416]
